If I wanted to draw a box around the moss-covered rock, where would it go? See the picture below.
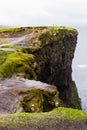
[0,51,36,79]
[0,78,59,114]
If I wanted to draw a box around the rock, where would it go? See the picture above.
[0,26,81,109]
[0,77,59,114]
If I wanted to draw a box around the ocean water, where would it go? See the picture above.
[72,27,87,111]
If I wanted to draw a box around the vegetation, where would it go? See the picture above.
[71,81,81,109]
[21,88,59,113]
[0,27,24,33]
[0,107,87,128]
[36,26,78,47]
[0,51,12,65]
[22,89,44,113]
[0,51,36,79]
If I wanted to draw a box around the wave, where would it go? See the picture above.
[77,64,87,68]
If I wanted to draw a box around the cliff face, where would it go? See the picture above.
[0,26,81,109]
[34,28,80,108]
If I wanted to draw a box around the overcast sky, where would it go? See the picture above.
[0,0,87,27]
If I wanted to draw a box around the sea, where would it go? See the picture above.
[72,27,87,111]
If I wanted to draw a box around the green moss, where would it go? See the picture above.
[0,51,12,65]
[49,26,78,43]
[21,88,59,113]
[71,81,81,109]
[49,26,78,35]
[0,27,24,33]
[38,31,52,46]
[33,26,47,30]
[0,107,87,128]
[0,51,36,79]
[36,26,78,48]
[53,107,87,121]
[22,89,43,113]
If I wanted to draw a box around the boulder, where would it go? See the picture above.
[0,77,59,114]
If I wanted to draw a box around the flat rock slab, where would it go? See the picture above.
[0,77,59,114]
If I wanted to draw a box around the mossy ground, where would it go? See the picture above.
[0,107,87,128]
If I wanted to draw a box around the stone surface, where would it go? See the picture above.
[0,77,59,114]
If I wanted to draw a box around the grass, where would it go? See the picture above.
[49,26,78,34]
[36,26,78,48]
[0,107,87,128]
[0,28,24,33]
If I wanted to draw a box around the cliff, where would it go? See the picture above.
[0,26,81,109]
[0,26,85,130]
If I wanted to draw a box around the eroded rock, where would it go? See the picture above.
[0,77,59,114]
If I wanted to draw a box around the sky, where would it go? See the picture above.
[0,0,87,27]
